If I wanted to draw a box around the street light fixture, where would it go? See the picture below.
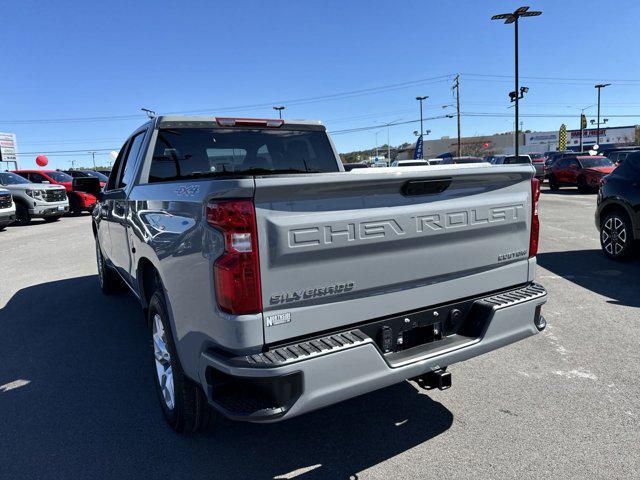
[491,6,542,158]
[273,106,285,119]
[594,83,611,146]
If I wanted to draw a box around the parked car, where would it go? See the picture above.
[529,153,547,179]
[492,155,531,165]
[485,155,505,164]
[63,169,109,187]
[596,151,640,259]
[544,151,590,178]
[95,169,112,178]
[547,155,615,192]
[440,156,485,164]
[13,169,99,214]
[94,115,546,433]
[0,172,69,224]
[343,163,369,171]
[427,158,444,165]
[390,159,430,167]
[0,187,16,230]
[603,149,640,166]
[598,146,638,158]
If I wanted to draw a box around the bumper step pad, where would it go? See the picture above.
[243,330,368,368]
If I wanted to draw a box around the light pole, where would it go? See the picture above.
[273,106,285,119]
[383,118,402,163]
[374,131,382,161]
[595,84,610,147]
[491,6,542,158]
[88,151,97,169]
[578,104,594,152]
[415,96,428,159]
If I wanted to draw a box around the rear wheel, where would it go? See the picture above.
[600,211,634,260]
[577,176,589,193]
[149,291,214,433]
[548,175,560,191]
[95,238,124,294]
[15,203,31,225]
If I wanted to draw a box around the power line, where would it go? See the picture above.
[0,75,453,125]
[329,115,454,135]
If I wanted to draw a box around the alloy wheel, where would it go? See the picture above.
[153,313,175,411]
[602,216,627,256]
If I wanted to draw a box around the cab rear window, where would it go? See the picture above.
[148,128,338,182]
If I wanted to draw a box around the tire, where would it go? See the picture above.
[15,202,31,225]
[577,176,589,193]
[44,216,60,223]
[149,291,213,433]
[69,195,83,216]
[0,225,5,231]
[95,238,124,294]
[548,175,560,191]
[600,211,634,260]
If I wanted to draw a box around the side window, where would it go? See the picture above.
[30,172,47,183]
[556,159,567,168]
[119,132,146,189]
[106,141,129,191]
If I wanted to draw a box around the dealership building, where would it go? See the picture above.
[396,125,640,159]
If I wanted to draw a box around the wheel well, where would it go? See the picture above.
[599,203,634,234]
[13,196,29,208]
[138,258,161,310]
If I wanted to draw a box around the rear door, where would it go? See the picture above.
[254,166,534,344]
[108,130,148,280]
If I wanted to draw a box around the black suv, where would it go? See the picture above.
[595,151,640,259]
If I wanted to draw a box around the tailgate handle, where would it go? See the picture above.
[402,178,452,196]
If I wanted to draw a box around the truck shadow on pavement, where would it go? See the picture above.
[537,249,640,307]
[0,275,453,480]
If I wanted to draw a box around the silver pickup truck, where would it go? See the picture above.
[94,116,547,433]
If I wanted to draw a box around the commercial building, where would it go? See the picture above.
[396,125,639,159]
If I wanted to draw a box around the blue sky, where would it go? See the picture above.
[2,0,640,169]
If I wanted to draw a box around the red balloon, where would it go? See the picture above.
[483,143,489,149]
[36,155,49,167]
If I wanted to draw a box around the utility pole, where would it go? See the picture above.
[88,151,97,169]
[492,6,542,159]
[595,84,610,147]
[273,106,285,119]
[453,75,461,157]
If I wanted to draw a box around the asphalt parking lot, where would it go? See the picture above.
[0,188,638,480]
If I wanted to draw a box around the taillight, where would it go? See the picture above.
[529,177,540,258]
[206,199,262,314]
[215,117,284,128]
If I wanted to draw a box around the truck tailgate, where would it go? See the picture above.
[254,165,535,344]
